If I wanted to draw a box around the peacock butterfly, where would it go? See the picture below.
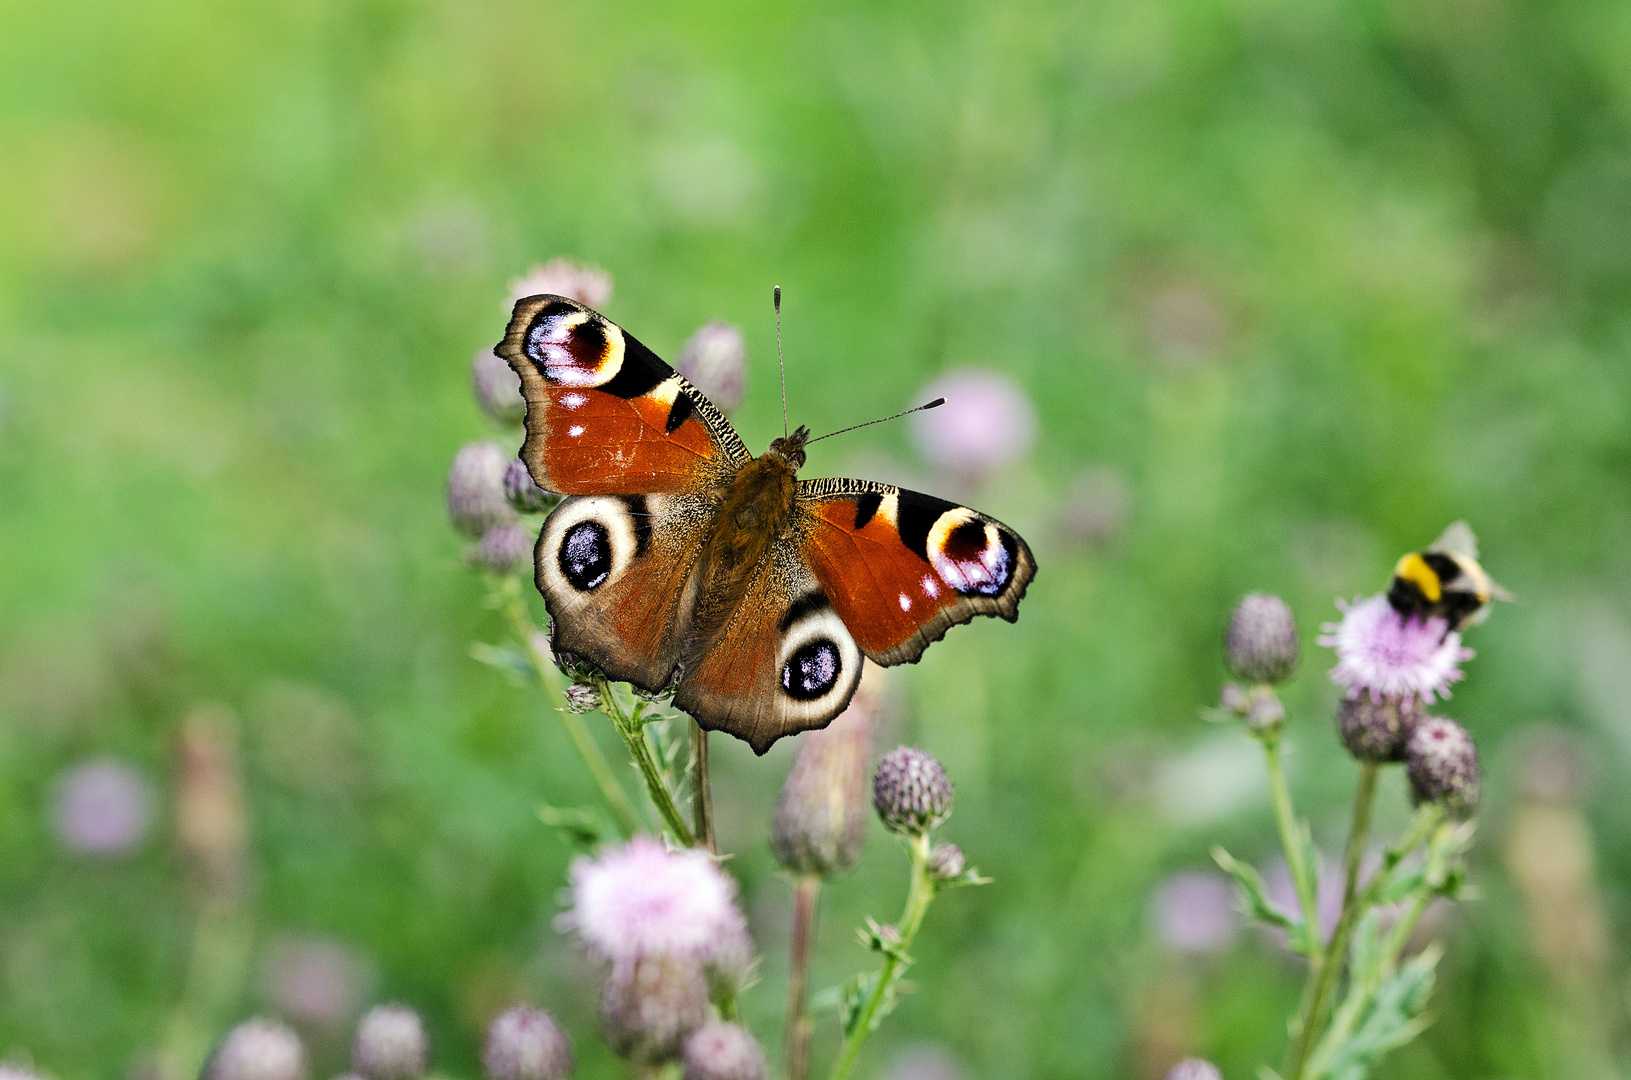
[497,293,1036,754]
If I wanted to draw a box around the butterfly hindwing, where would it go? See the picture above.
[498,295,750,495]
[673,540,865,755]
[536,492,714,691]
[797,478,1036,666]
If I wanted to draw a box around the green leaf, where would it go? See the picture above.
[1213,845,1300,939]
[1319,945,1442,1080]
[838,973,876,1037]
[469,642,534,685]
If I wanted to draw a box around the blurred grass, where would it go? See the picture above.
[2,0,1631,1077]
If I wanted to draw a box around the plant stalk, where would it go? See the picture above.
[1285,761,1378,1079]
[827,832,935,1080]
[693,721,716,852]
[597,679,697,846]
[785,875,822,1080]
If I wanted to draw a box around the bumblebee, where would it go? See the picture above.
[1387,521,1511,633]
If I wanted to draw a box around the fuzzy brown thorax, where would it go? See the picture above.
[688,427,810,652]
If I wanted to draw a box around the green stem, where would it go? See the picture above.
[597,679,697,847]
[505,596,642,836]
[693,721,716,853]
[785,875,821,1080]
[828,833,935,1080]
[1285,762,1379,1080]
[1262,736,1323,955]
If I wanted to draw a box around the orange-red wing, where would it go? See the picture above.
[797,479,1036,666]
[496,295,750,495]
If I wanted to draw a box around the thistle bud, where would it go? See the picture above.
[474,522,533,577]
[1405,716,1480,820]
[675,322,748,411]
[1338,694,1422,763]
[448,442,517,538]
[928,843,965,881]
[472,349,526,426]
[873,747,953,836]
[564,683,602,713]
[1245,688,1285,734]
[600,956,709,1064]
[482,1006,573,1080]
[1225,593,1299,684]
[680,1022,766,1080]
[771,678,874,876]
[351,1004,428,1080]
[1163,1060,1222,1080]
[205,1019,307,1080]
[1218,683,1249,715]
[503,458,556,514]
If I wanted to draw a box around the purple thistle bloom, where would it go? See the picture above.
[262,936,367,1029]
[1318,594,1472,704]
[562,837,745,965]
[52,758,151,857]
[351,1004,427,1080]
[503,458,556,514]
[483,1006,573,1080]
[675,322,748,411]
[507,259,612,310]
[206,1019,308,1080]
[1151,870,1238,956]
[471,349,526,426]
[680,1021,766,1080]
[448,442,518,539]
[1163,1060,1223,1080]
[474,522,534,577]
[908,369,1036,479]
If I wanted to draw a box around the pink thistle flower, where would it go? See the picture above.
[507,259,612,310]
[908,369,1036,479]
[1318,593,1472,704]
[562,837,743,964]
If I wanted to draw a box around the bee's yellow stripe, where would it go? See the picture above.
[1394,553,1441,602]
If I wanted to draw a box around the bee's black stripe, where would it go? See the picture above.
[895,490,961,562]
[853,490,884,530]
[664,390,695,434]
[619,495,652,557]
[778,590,831,633]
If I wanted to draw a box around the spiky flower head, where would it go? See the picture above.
[1405,716,1480,819]
[873,747,954,836]
[503,458,556,514]
[1225,593,1299,684]
[1163,1060,1222,1080]
[351,1004,428,1080]
[472,349,526,426]
[676,322,748,412]
[562,837,744,965]
[206,1019,307,1080]
[680,1022,767,1080]
[1319,594,1472,704]
[1338,694,1423,763]
[448,442,517,538]
[507,259,612,310]
[482,1006,573,1080]
[563,682,602,714]
[599,955,709,1064]
[474,522,533,577]
[771,685,873,876]
[928,843,966,881]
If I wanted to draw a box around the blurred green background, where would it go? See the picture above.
[3,0,1631,1077]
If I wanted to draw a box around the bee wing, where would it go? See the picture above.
[1487,578,1515,602]
[1428,520,1479,561]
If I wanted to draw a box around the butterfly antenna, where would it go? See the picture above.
[775,285,788,438]
[805,398,946,445]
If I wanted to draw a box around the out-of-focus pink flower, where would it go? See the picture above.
[52,758,151,857]
[562,837,744,964]
[263,936,367,1029]
[1319,594,1472,704]
[675,322,748,411]
[879,1043,970,1080]
[472,349,526,426]
[908,370,1036,479]
[1264,857,1343,945]
[447,442,518,539]
[507,259,613,310]
[1151,871,1238,955]
[1058,466,1129,546]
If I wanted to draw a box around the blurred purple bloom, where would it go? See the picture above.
[1319,594,1472,703]
[508,259,612,310]
[52,758,151,857]
[680,1021,766,1080]
[351,1004,427,1080]
[908,370,1036,478]
[1151,871,1238,955]
[206,1018,307,1080]
[483,1006,573,1080]
[879,1043,969,1080]
[447,441,517,539]
[1264,857,1343,945]
[263,936,366,1029]
[503,458,555,514]
[676,322,748,411]
[472,349,526,426]
[562,837,744,965]
[475,522,534,577]
[1163,1059,1223,1080]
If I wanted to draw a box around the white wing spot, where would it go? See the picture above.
[921,575,940,598]
[898,593,912,611]
[561,392,587,409]
[568,424,586,437]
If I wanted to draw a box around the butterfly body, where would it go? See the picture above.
[499,294,1035,753]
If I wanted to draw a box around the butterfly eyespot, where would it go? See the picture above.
[928,512,1016,597]
[558,520,613,591]
[780,639,842,701]
[525,305,625,388]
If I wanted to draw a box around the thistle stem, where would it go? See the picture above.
[785,875,822,1080]
[1285,761,1378,1080]
[504,596,642,836]
[827,832,935,1080]
[597,679,697,847]
[693,721,716,852]
[1261,735,1324,958]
